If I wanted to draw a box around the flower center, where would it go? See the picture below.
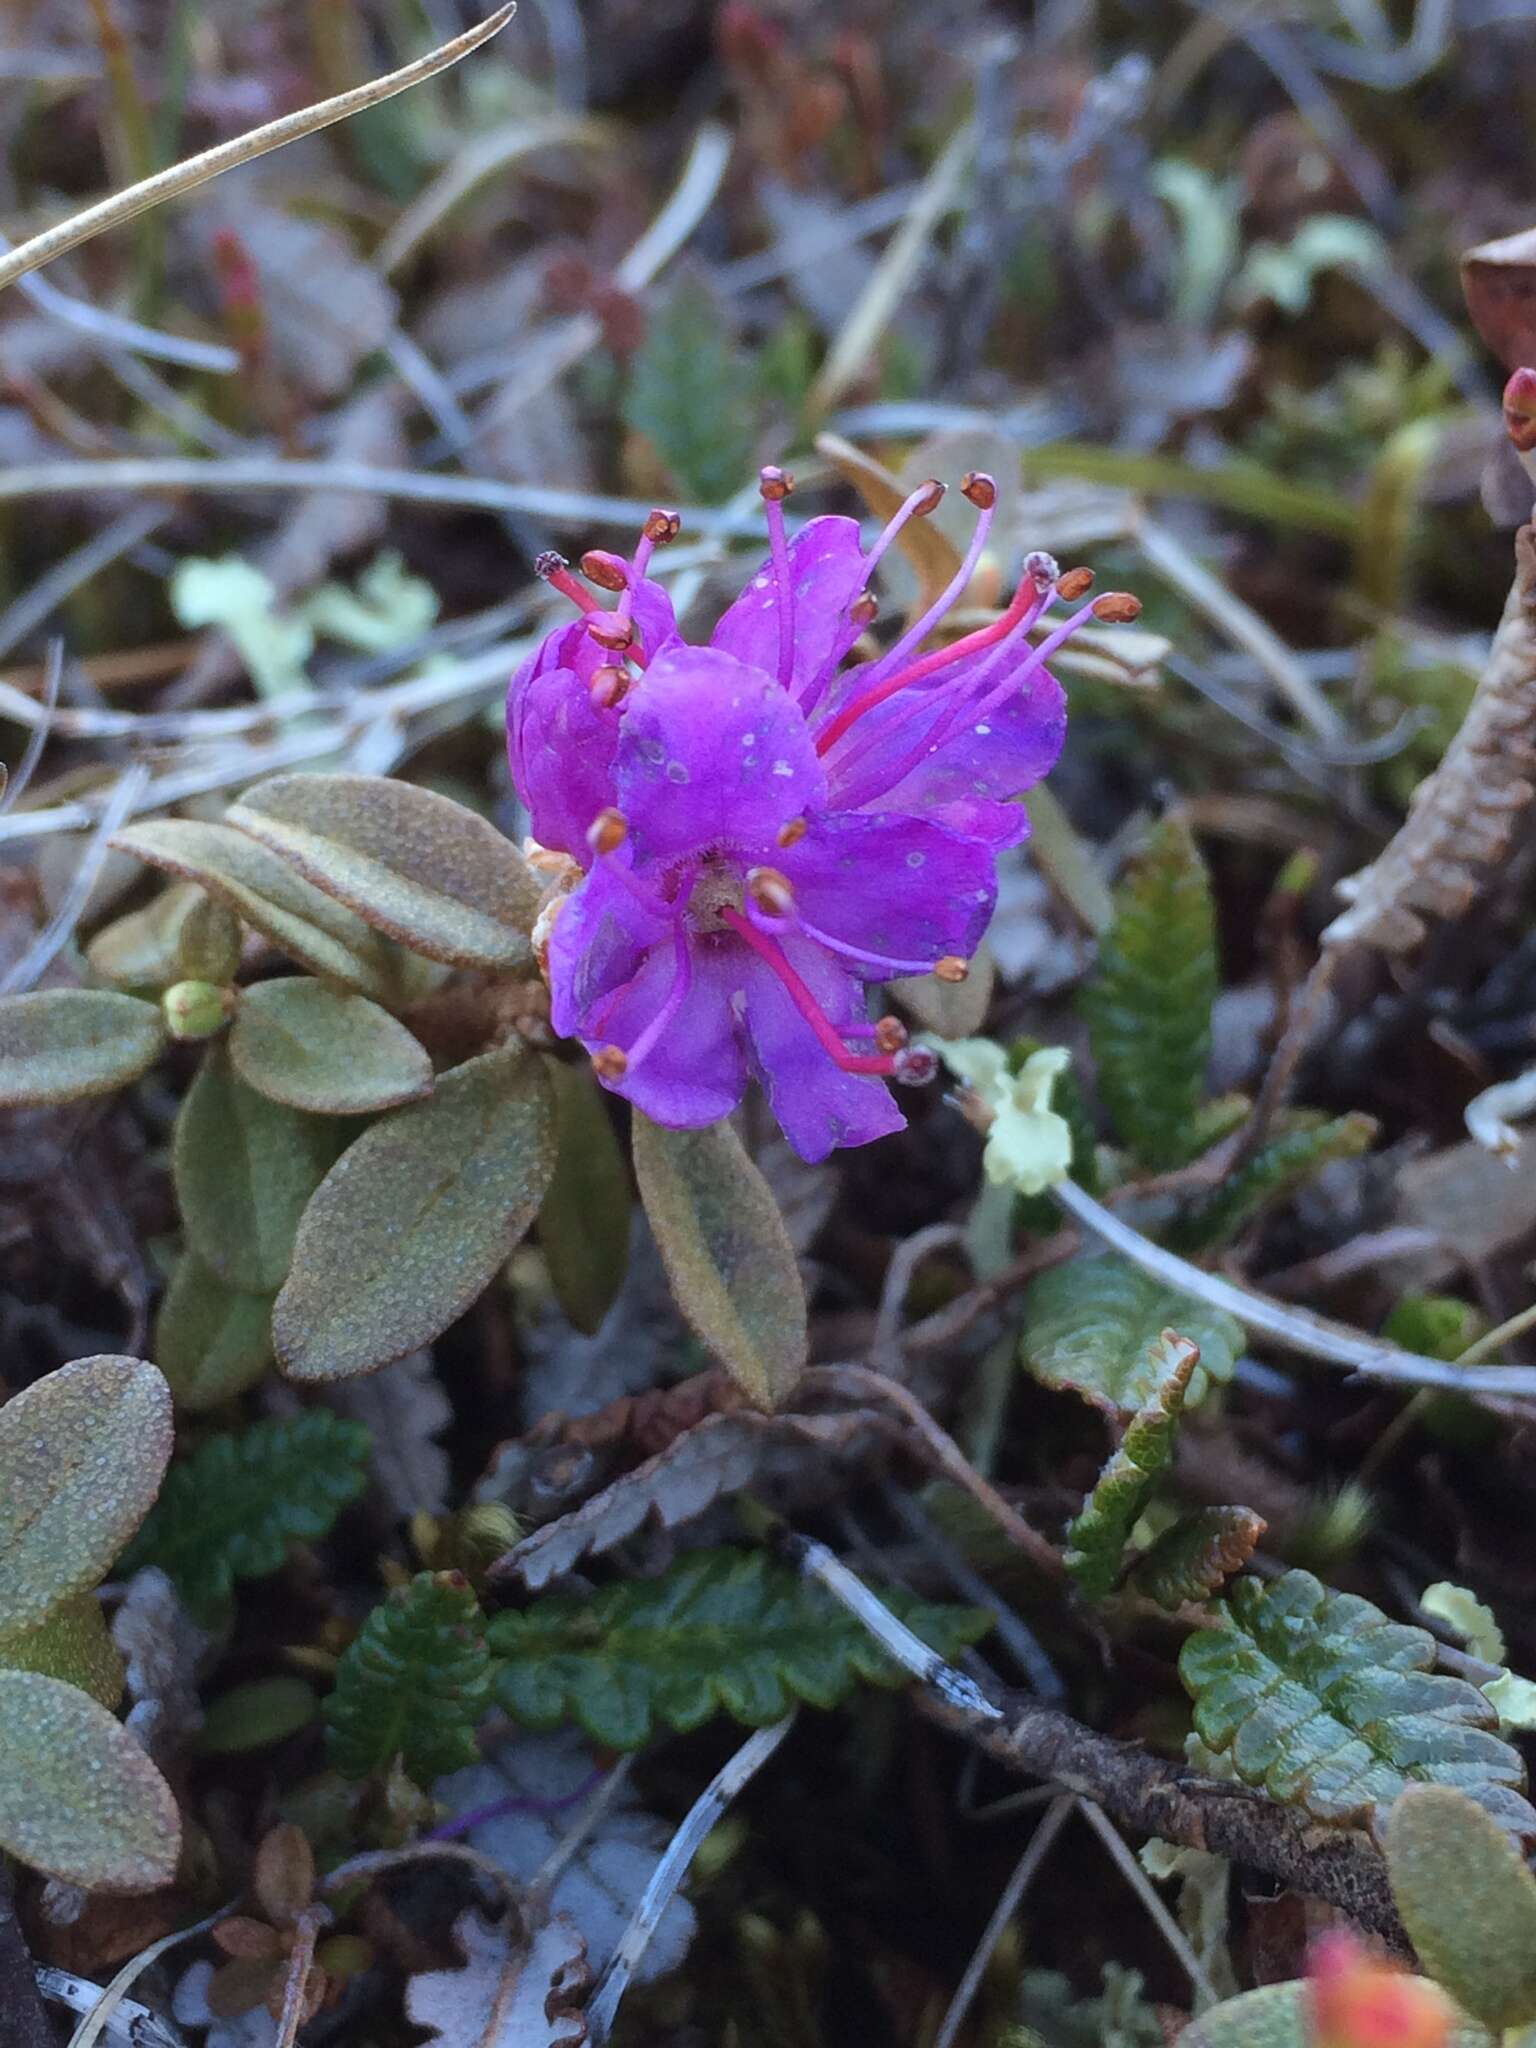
[683,859,745,933]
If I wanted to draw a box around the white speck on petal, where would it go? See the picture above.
[907,850,926,868]
[772,759,794,777]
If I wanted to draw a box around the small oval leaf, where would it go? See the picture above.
[85,880,202,990]
[156,1250,275,1411]
[112,817,409,1002]
[230,977,434,1114]
[198,1675,319,1754]
[538,1057,632,1335]
[632,1113,807,1409]
[1387,1784,1536,2031]
[0,1355,173,1636]
[1182,1981,1487,2048]
[0,1669,181,1888]
[0,1594,124,1708]
[229,773,541,969]
[0,988,166,1106]
[274,1043,557,1382]
[174,1044,341,1292]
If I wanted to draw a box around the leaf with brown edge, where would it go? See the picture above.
[229,773,541,969]
[274,1043,556,1382]
[0,1669,181,1889]
[111,816,412,1002]
[539,1057,632,1335]
[632,1114,807,1409]
[230,977,434,1115]
[1126,1505,1266,1610]
[174,1044,342,1293]
[0,988,166,1106]
[0,1355,173,1637]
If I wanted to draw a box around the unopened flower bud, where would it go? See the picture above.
[644,508,682,544]
[1025,549,1061,589]
[849,590,878,628]
[893,1044,939,1087]
[580,549,629,591]
[588,664,630,711]
[1055,566,1094,602]
[874,1015,908,1054]
[746,866,796,917]
[1504,367,1536,453]
[163,979,230,1041]
[961,470,997,510]
[934,955,969,984]
[912,478,946,516]
[776,816,808,849]
[1091,591,1142,624]
[592,1045,629,1082]
[585,613,635,651]
[586,807,628,856]
[759,465,794,502]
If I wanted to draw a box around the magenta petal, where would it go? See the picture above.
[616,644,827,864]
[780,812,997,963]
[509,664,621,863]
[710,516,867,696]
[737,934,905,1162]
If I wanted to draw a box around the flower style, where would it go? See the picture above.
[507,469,1135,1161]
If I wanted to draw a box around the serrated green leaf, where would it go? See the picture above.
[1126,1506,1265,1610]
[274,1043,556,1382]
[198,1676,319,1754]
[228,773,539,970]
[488,1547,989,1751]
[1065,1332,1198,1600]
[1387,1784,1536,2030]
[539,1057,632,1335]
[1080,816,1217,1169]
[111,816,412,1002]
[1179,1570,1536,1837]
[0,1594,123,1707]
[325,1570,492,1783]
[85,880,202,990]
[174,1044,340,1293]
[1021,1253,1242,1413]
[1181,1979,1489,2048]
[623,271,756,504]
[122,1410,370,1620]
[633,1114,807,1410]
[155,1251,275,1412]
[0,988,166,1106]
[0,1354,173,1635]
[230,977,434,1115]
[0,1669,180,1888]
[1168,1113,1378,1251]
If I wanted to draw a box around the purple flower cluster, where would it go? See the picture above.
[508,469,1131,1161]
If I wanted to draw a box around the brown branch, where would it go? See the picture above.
[911,1682,1407,1950]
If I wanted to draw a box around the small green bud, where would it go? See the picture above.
[162,980,231,1041]
[177,893,242,983]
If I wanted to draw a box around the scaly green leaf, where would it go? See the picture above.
[538,1057,632,1335]
[85,880,202,990]
[123,1410,370,1620]
[1168,1112,1378,1252]
[1080,816,1217,1169]
[325,1570,492,1783]
[0,1594,123,1708]
[274,1043,556,1382]
[1126,1506,1265,1610]
[230,976,434,1115]
[1180,1570,1536,1837]
[0,1670,180,1889]
[155,1251,275,1412]
[1387,1784,1536,2031]
[633,1114,807,1409]
[0,988,165,1106]
[1021,1253,1242,1414]
[1065,1332,1198,1600]
[489,1547,989,1751]
[0,1354,172,1635]
[174,1043,340,1293]
[229,772,540,970]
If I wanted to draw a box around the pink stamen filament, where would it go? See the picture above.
[745,898,950,979]
[721,908,895,1074]
[795,481,946,715]
[543,563,601,613]
[814,564,1041,757]
[763,490,795,691]
[847,494,996,691]
[620,915,694,1071]
[826,584,1055,794]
